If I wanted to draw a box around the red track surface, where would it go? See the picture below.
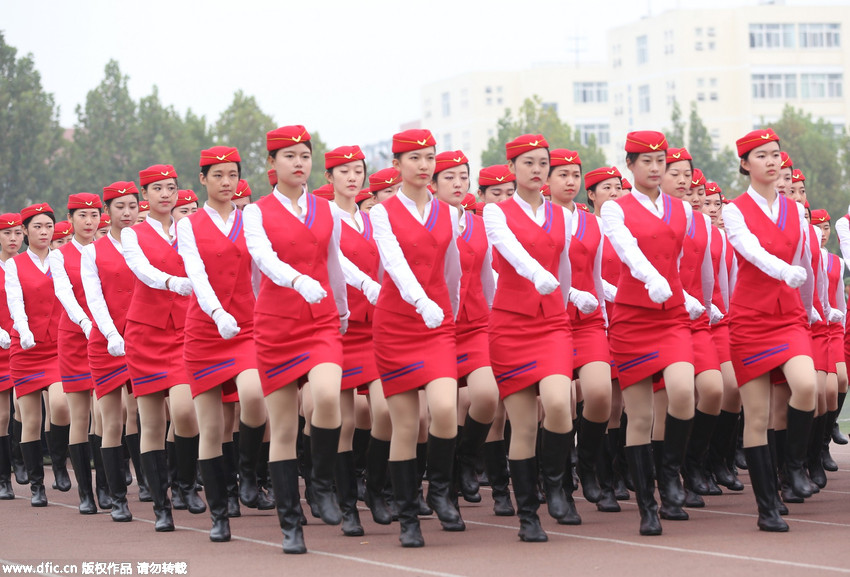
[2,445,850,576]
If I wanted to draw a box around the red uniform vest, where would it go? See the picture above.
[254,193,337,320]
[375,195,454,320]
[491,198,566,319]
[826,252,842,309]
[710,226,727,314]
[730,193,803,315]
[568,208,603,323]
[57,242,93,335]
[601,236,621,286]
[613,193,687,310]
[340,212,379,323]
[679,212,709,305]
[809,224,826,318]
[125,221,189,330]
[13,253,61,342]
[186,209,255,324]
[457,212,490,322]
[0,265,12,333]
[92,237,134,334]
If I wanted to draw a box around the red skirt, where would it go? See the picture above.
[489,308,571,399]
[255,311,343,396]
[373,307,456,397]
[58,328,94,393]
[691,316,720,375]
[608,303,693,389]
[729,306,811,387]
[341,320,379,391]
[710,319,732,365]
[828,322,844,373]
[810,321,830,373]
[184,315,256,399]
[606,302,619,381]
[10,333,60,397]
[124,317,190,397]
[571,317,610,375]
[456,309,490,382]
[88,327,130,399]
[0,349,10,393]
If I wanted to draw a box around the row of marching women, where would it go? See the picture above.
[0,124,847,554]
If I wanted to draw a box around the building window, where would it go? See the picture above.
[749,23,795,48]
[441,92,450,117]
[799,23,842,48]
[710,92,718,101]
[710,77,718,87]
[497,86,503,93]
[697,78,705,88]
[576,124,611,147]
[485,86,493,94]
[664,30,674,55]
[542,102,558,114]
[751,73,797,99]
[801,73,843,98]
[636,35,648,65]
[486,97,492,105]
[574,82,609,104]
[697,92,706,101]
[707,27,716,37]
[443,133,452,150]
[638,85,650,113]
[708,41,716,50]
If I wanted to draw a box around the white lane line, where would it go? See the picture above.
[464,520,850,573]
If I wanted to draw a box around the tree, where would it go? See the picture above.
[686,102,739,195]
[668,100,686,147]
[307,131,329,192]
[214,91,276,196]
[0,33,65,209]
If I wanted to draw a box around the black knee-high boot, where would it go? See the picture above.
[269,459,307,554]
[744,445,788,532]
[577,417,607,503]
[102,445,132,522]
[683,410,716,496]
[390,459,425,547]
[596,432,621,512]
[222,440,240,518]
[336,451,364,536]
[483,440,515,516]
[656,414,691,519]
[165,439,185,510]
[257,440,273,501]
[707,410,743,491]
[299,434,319,518]
[199,456,231,542]
[68,442,97,514]
[822,408,839,471]
[20,440,46,507]
[237,422,273,509]
[653,440,688,521]
[174,435,207,514]
[806,414,827,489]
[607,427,630,500]
[0,436,14,499]
[140,450,174,532]
[557,429,582,525]
[426,434,465,531]
[47,424,71,492]
[456,415,492,503]
[784,406,814,499]
[124,433,150,502]
[352,427,370,503]
[831,392,848,444]
[365,437,392,525]
[773,429,798,508]
[539,428,571,521]
[11,419,27,485]
[89,434,113,510]
[415,441,431,515]
[509,457,547,542]
[626,444,662,536]
[309,426,342,525]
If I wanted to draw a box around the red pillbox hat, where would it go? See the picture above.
[325,145,365,170]
[506,134,549,160]
[103,181,139,201]
[625,131,667,153]
[434,150,469,175]
[736,128,779,157]
[200,146,241,167]
[549,149,581,167]
[584,166,622,190]
[139,164,178,187]
[267,125,310,153]
[21,203,53,221]
[174,190,198,208]
[690,169,706,188]
[392,129,436,154]
[478,164,516,187]
[368,168,401,192]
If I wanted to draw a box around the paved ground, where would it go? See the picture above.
[2,441,850,577]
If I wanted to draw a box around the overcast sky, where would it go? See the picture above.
[3,0,839,147]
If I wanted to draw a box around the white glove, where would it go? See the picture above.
[362,279,381,306]
[293,275,327,304]
[828,308,845,324]
[0,328,10,350]
[602,281,617,303]
[645,276,673,304]
[807,307,822,325]
[212,309,240,340]
[80,318,93,340]
[531,269,559,296]
[168,276,193,296]
[569,289,599,315]
[709,304,725,324]
[415,298,445,329]
[683,292,706,320]
[18,328,35,350]
[780,265,807,289]
[106,333,125,357]
[339,313,349,336]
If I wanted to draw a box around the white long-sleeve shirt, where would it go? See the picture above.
[49,238,91,326]
[482,193,573,309]
[5,249,50,334]
[120,216,182,291]
[565,205,607,324]
[369,189,462,317]
[833,207,850,274]
[243,189,348,317]
[824,250,847,317]
[335,205,384,291]
[458,206,496,308]
[80,232,123,339]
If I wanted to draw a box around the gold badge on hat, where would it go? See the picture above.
[417,139,427,146]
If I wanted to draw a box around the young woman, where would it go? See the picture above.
[723,128,817,532]
[478,165,516,204]
[177,146,271,542]
[95,216,111,240]
[6,203,65,507]
[243,125,349,554]
[547,150,614,516]
[122,164,205,532]
[172,190,199,221]
[0,214,22,500]
[232,179,252,210]
[51,221,72,249]
[600,132,696,536]
[136,200,150,224]
[369,129,462,547]
[368,168,401,203]
[431,150,499,509]
[50,193,105,516]
[483,134,594,542]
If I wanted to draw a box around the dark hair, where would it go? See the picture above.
[201,161,242,179]
[104,194,139,211]
[140,179,179,193]
[22,211,56,246]
[68,205,104,218]
[326,159,368,179]
[431,163,470,184]
[626,152,640,166]
[269,141,312,159]
[666,159,694,172]
[548,163,583,177]
[585,183,599,209]
[478,181,518,196]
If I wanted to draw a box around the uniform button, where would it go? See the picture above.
[290,241,296,245]
[217,252,222,257]
[413,243,418,247]
[415,261,420,265]
[432,243,437,248]
[652,235,657,239]
[313,241,317,246]
[353,250,359,255]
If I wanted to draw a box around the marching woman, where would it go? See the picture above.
[172,190,199,221]
[547,150,615,516]
[51,221,73,249]
[6,203,65,506]
[81,183,139,522]
[368,168,402,204]
[431,150,499,507]
[369,129,462,547]
[478,165,516,204]
[0,215,22,500]
[483,134,596,542]
[323,145,391,533]
[600,132,696,536]
[243,125,349,555]
[50,193,105,516]
[723,128,817,532]
[232,179,252,210]
[136,200,150,224]
[122,164,206,533]
[177,146,271,542]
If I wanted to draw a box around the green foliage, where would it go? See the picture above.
[307,131,329,193]
[214,90,276,196]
